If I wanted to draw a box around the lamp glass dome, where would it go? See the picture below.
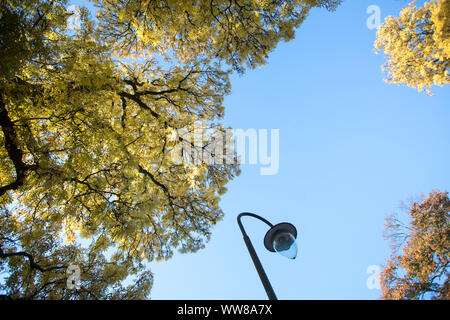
[272,231,297,259]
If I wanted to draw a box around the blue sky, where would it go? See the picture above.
[147,0,450,300]
[68,0,450,299]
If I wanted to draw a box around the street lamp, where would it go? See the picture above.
[237,212,298,300]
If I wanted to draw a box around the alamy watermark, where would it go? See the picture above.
[67,264,81,290]
[366,265,382,290]
[168,122,280,176]
[66,5,82,31]
[366,5,381,30]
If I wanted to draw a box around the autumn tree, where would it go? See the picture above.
[93,0,342,73]
[375,0,450,95]
[381,190,449,300]
[0,0,341,299]
[0,208,153,299]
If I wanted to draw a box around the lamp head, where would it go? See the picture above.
[264,222,298,259]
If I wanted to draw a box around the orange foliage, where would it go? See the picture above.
[381,190,449,299]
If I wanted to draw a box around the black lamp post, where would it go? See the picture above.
[237,212,298,300]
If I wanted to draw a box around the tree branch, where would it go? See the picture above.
[0,94,37,196]
[0,246,66,273]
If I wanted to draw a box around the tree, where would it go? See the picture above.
[0,0,341,299]
[374,0,450,95]
[381,190,449,300]
[0,208,152,299]
[93,0,342,73]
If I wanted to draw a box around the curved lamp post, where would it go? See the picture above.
[237,212,298,300]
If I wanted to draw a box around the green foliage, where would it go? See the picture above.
[375,0,450,95]
[94,0,342,73]
[0,209,153,299]
[0,0,341,299]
